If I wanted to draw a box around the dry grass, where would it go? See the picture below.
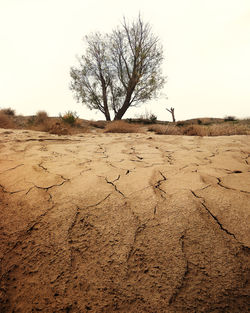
[182,125,208,136]
[104,120,142,133]
[148,124,181,135]
[207,124,250,136]
[0,112,15,129]
[148,122,250,136]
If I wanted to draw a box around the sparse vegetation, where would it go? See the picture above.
[104,120,142,133]
[148,121,250,136]
[0,110,249,136]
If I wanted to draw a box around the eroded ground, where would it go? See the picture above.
[0,129,249,312]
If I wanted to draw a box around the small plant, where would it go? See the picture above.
[60,111,78,125]
[0,107,15,116]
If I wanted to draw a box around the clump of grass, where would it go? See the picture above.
[104,120,141,133]
[0,107,15,116]
[60,111,78,126]
[0,112,14,129]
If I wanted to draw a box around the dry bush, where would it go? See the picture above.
[89,120,108,129]
[148,124,181,135]
[49,121,71,135]
[104,120,141,133]
[35,111,49,124]
[0,112,15,129]
[0,107,15,116]
[182,125,208,136]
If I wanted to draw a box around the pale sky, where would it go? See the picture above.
[0,0,249,121]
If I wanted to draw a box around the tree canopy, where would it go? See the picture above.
[70,15,165,120]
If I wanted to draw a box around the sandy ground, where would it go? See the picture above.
[0,129,249,313]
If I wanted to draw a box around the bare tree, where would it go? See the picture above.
[166,107,175,122]
[70,15,165,120]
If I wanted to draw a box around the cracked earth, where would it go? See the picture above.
[0,129,249,312]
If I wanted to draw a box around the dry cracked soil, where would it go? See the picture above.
[0,129,249,313]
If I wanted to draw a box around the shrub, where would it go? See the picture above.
[89,120,107,129]
[60,111,78,125]
[35,111,48,124]
[148,124,181,135]
[149,113,157,123]
[182,125,207,136]
[27,116,35,125]
[0,107,15,116]
[0,112,14,129]
[176,121,186,127]
[49,121,71,135]
[104,120,141,133]
[224,116,236,122]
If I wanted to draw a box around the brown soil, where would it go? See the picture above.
[0,129,249,313]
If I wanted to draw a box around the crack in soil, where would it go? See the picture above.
[0,164,24,175]
[105,176,124,197]
[0,183,25,195]
[153,171,167,198]
[217,177,250,194]
[190,190,238,241]
[0,203,56,276]
[169,234,189,305]
[126,223,147,263]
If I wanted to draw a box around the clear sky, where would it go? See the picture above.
[0,0,249,121]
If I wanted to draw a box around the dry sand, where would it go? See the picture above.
[0,129,249,312]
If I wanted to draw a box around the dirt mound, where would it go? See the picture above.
[0,129,249,312]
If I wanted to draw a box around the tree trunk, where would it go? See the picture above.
[101,76,111,121]
[166,107,175,123]
[104,110,111,121]
[114,83,135,120]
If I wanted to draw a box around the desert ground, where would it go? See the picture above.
[0,128,249,312]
